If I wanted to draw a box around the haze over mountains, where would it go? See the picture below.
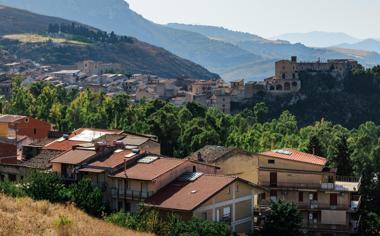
[1,0,380,81]
[0,6,218,79]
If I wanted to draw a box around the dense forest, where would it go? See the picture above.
[0,76,380,234]
[241,65,380,129]
[47,23,134,44]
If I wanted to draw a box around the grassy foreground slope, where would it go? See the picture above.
[0,194,152,236]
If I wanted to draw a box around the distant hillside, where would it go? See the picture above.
[0,194,151,236]
[0,0,379,81]
[274,31,360,48]
[0,5,218,80]
[168,24,380,79]
[337,39,380,54]
[0,0,262,79]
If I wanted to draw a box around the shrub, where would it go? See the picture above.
[53,215,72,236]
[70,178,105,216]
[23,171,67,202]
[0,181,25,197]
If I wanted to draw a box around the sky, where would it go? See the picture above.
[127,0,380,39]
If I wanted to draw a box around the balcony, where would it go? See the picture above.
[260,181,322,190]
[305,222,358,233]
[258,199,355,212]
[111,188,154,200]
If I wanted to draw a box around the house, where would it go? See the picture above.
[108,155,218,213]
[189,146,361,235]
[255,149,361,235]
[145,173,264,235]
[0,115,52,163]
[188,145,259,183]
[0,115,52,141]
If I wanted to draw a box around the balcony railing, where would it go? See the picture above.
[305,222,358,233]
[111,188,154,200]
[259,181,322,189]
[259,199,358,212]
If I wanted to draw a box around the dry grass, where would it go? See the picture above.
[0,194,153,236]
[2,34,88,45]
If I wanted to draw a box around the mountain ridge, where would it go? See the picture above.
[0,5,219,80]
[273,31,361,48]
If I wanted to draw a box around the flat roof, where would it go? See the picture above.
[0,114,25,123]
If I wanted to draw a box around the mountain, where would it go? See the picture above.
[167,24,380,78]
[0,1,379,82]
[0,5,218,80]
[274,32,360,48]
[336,39,380,54]
[0,0,263,79]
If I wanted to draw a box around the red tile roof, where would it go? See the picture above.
[89,150,133,169]
[44,140,85,151]
[260,148,327,166]
[51,150,96,165]
[112,157,187,181]
[145,175,236,211]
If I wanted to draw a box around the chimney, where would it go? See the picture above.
[197,152,203,162]
[113,140,125,149]
[95,141,107,153]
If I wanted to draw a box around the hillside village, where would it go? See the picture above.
[0,50,359,115]
[0,114,361,235]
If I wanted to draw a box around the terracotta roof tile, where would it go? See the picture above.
[145,174,236,211]
[44,140,86,151]
[260,148,327,166]
[112,157,187,181]
[51,150,96,165]
[188,145,239,163]
[89,150,133,169]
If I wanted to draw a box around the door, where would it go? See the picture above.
[330,193,338,206]
[270,172,277,187]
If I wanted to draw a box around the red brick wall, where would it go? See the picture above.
[0,143,17,164]
[15,117,52,140]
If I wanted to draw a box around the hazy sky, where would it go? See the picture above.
[127,0,380,39]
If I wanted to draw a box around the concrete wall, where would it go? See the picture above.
[215,152,259,184]
[194,181,254,235]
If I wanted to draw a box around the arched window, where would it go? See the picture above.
[282,73,286,80]
[292,82,298,87]
[284,82,291,91]
[276,84,283,91]
[270,86,275,91]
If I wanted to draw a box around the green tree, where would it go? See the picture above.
[23,171,67,202]
[262,200,304,236]
[70,178,105,216]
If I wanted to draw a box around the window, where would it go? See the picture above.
[268,160,275,164]
[33,128,37,135]
[299,191,304,202]
[309,212,318,224]
[236,183,239,193]
[270,190,277,201]
[270,172,277,187]
[309,192,318,201]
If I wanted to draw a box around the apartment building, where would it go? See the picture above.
[255,149,360,236]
